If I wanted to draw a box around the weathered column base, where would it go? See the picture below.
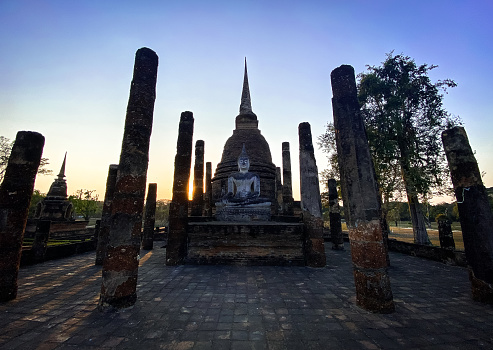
[469,270,493,304]
[98,244,140,310]
[166,201,189,265]
[353,268,395,313]
[330,213,344,251]
[348,220,394,313]
[303,212,326,267]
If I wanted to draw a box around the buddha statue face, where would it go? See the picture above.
[238,157,250,173]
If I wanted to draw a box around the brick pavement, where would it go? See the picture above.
[1,245,492,349]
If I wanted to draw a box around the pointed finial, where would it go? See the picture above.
[239,57,253,115]
[57,152,67,178]
[239,143,249,159]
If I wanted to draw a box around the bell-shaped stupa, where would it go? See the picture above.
[35,153,73,220]
[211,59,276,208]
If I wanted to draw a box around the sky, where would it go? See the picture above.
[1,0,492,202]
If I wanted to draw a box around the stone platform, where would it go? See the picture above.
[186,221,304,266]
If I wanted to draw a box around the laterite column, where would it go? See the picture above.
[191,140,204,216]
[95,164,118,265]
[204,162,212,217]
[0,131,44,301]
[31,220,51,262]
[166,111,194,265]
[142,183,157,250]
[328,179,344,250]
[282,142,294,215]
[275,167,283,215]
[99,47,158,309]
[299,123,326,267]
[331,65,394,313]
[442,126,493,303]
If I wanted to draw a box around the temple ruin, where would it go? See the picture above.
[34,153,73,221]
[166,59,326,267]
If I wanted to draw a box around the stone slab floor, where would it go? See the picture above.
[1,244,492,350]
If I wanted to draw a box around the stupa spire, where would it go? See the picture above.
[239,57,253,115]
[57,152,67,178]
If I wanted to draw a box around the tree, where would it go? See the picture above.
[319,53,459,244]
[28,190,46,218]
[69,189,101,220]
[357,52,459,244]
[0,136,53,182]
[155,199,170,226]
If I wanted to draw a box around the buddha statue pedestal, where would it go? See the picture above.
[215,201,271,222]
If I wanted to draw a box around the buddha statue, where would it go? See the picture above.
[215,144,271,221]
[221,144,262,204]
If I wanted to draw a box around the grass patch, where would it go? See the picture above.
[339,221,464,251]
[22,238,93,247]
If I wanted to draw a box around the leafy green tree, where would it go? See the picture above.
[320,53,459,243]
[318,123,339,184]
[69,189,101,220]
[28,190,46,218]
[155,199,170,227]
[358,52,459,244]
[0,136,53,182]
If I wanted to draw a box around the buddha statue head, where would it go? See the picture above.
[237,144,250,173]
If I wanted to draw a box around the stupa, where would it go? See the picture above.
[211,59,276,211]
[34,153,73,220]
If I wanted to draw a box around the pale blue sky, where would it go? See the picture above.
[1,0,492,200]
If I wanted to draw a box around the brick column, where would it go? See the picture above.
[31,220,51,262]
[166,111,194,265]
[191,140,204,217]
[331,64,394,313]
[299,123,326,267]
[282,142,294,215]
[204,162,212,217]
[328,179,344,250]
[275,167,283,215]
[99,47,158,310]
[442,126,493,303]
[142,183,157,250]
[95,164,118,265]
[0,131,44,301]
[437,216,455,251]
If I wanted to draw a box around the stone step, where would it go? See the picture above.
[186,221,305,266]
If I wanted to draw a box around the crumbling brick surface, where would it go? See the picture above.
[0,131,44,301]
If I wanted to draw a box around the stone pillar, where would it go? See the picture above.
[166,111,194,265]
[436,215,455,251]
[142,183,157,250]
[204,162,212,217]
[328,179,344,250]
[99,47,158,310]
[94,219,101,241]
[298,123,326,267]
[282,142,294,215]
[31,220,51,262]
[442,126,493,303]
[275,167,283,215]
[331,65,394,313]
[0,131,44,302]
[191,140,204,217]
[95,164,118,265]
